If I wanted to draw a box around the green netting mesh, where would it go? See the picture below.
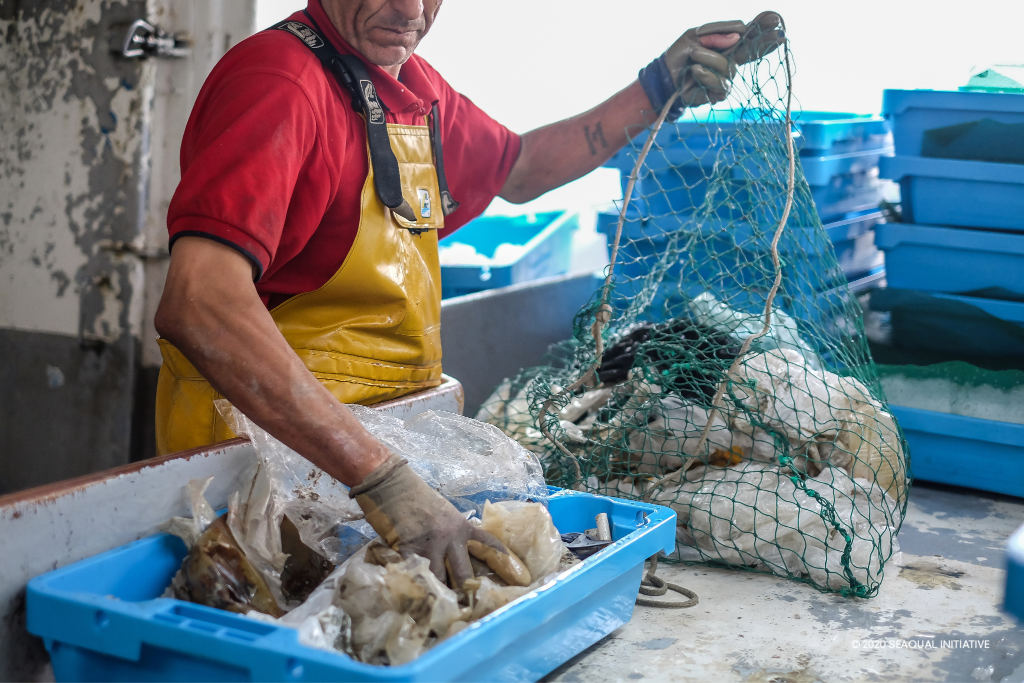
[475,34,909,597]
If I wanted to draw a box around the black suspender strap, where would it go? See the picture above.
[429,103,460,216]
[270,15,416,222]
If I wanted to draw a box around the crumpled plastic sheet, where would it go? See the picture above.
[164,477,286,616]
[163,476,218,549]
[689,291,821,370]
[724,348,907,500]
[212,401,549,606]
[252,501,572,666]
[220,400,548,515]
[478,500,563,580]
[351,407,550,511]
[647,461,902,591]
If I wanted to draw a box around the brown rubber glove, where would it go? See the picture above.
[350,454,532,588]
[663,11,785,107]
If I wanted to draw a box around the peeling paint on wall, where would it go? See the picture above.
[0,0,257,487]
[0,0,152,342]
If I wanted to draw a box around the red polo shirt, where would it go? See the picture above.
[167,2,521,308]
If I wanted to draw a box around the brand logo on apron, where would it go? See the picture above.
[361,80,385,124]
[418,189,431,218]
[280,22,324,49]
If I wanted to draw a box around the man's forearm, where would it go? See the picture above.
[499,80,652,204]
[155,237,390,486]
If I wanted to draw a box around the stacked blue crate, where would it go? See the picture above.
[596,111,893,325]
[876,88,1024,496]
[438,211,579,299]
[797,113,892,290]
[878,89,1024,333]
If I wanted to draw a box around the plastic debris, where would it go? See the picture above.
[478,500,563,580]
[689,292,821,370]
[479,328,908,595]
[164,479,285,618]
[561,532,612,559]
[163,406,566,665]
[253,500,575,666]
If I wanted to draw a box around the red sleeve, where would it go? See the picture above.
[167,60,326,279]
[421,62,522,238]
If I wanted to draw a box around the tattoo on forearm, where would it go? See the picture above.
[583,121,610,156]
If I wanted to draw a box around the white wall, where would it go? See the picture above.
[256,0,1024,215]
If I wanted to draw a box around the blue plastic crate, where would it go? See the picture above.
[876,223,1024,296]
[597,208,883,284]
[792,112,890,153]
[880,155,1024,231]
[603,111,892,227]
[891,404,1024,498]
[1007,524,1024,623]
[26,488,675,683]
[605,111,890,175]
[594,214,857,340]
[439,212,579,299]
[882,89,1024,156]
[611,159,886,230]
[930,293,1024,328]
[800,147,893,186]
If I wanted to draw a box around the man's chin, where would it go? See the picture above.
[362,43,415,68]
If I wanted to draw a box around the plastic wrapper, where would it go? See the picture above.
[338,551,465,665]
[219,400,548,518]
[467,576,532,621]
[478,500,562,580]
[688,292,820,369]
[627,396,753,474]
[649,461,901,591]
[725,349,907,499]
[216,400,365,569]
[163,477,217,548]
[164,478,285,617]
[251,501,572,666]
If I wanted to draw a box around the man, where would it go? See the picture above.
[154,0,783,588]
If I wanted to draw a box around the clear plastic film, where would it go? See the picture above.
[163,477,285,617]
[250,500,576,666]
[164,401,551,624]
[347,407,550,511]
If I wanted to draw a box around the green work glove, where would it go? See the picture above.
[350,454,532,588]
[639,11,786,116]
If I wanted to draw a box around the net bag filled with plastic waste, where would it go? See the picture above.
[477,16,908,598]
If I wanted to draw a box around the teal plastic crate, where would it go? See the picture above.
[792,112,890,153]
[1007,524,1024,623]
[876,223,1024,297]
[603,111,892,225]
[882,88,1024,156]
[439,212,579,299]
[879,155,1024,232]
[892,404,1024,498]
[27,488,675,683]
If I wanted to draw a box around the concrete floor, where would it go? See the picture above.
[548,483,1024,683]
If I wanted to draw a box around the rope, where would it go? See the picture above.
[643,28,795,504]
[538,90,682,488]
[636,554,699,608]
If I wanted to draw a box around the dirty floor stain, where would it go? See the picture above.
[899,560,966,591]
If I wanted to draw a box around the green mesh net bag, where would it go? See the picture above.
[475,25,909,597]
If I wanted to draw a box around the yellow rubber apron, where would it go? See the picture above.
[155,122,446,455]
